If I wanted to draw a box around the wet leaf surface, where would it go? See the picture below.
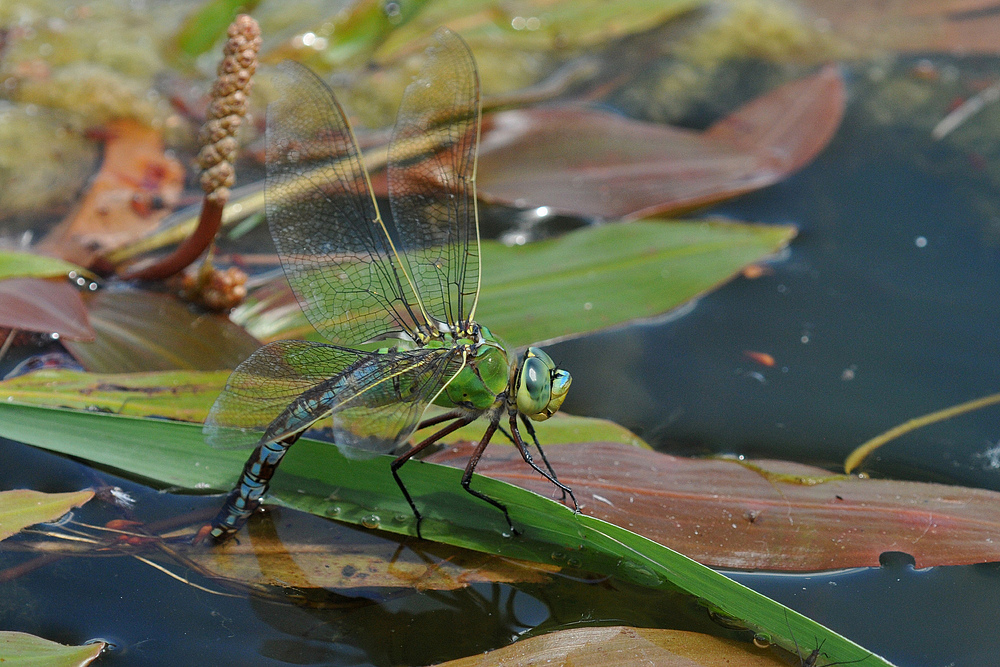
[427,441,1000,570]
[0,369,231,422]
[0,489,94,542]
[62,289,259,372]
[0,278,95,341]
[435,625,785,667]
[475,66,844,219]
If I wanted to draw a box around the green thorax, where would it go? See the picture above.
[430,325,510,411]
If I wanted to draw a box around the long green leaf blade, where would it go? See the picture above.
[0,402,892,666]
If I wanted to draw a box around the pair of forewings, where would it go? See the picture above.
[205,29,485,456]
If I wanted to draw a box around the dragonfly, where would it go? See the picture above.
[203,28,577,542]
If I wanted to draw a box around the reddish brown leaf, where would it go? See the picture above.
[0,278,95,341]
[427,440,1000,571]
[473,67,844,220]
[802,0,1000,55]
[36,119,185,268]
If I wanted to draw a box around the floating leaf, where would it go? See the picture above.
[0,402,893,666]
[475,66,844,220]
[0,489,94,542]
[234,220,797,348]
[0,632,105,666]
[62,289,259,373]
[0,369,231,422]
[0,278,95,341]
[427,441,1000,571]
[437,626,785,666]
[0,251,90,281]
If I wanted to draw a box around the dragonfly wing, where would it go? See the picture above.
[327,346,463,457]
[204,340,362,450]
[388,28,482,331]
[266,61,425,347]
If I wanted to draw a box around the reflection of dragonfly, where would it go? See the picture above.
[204,29,576,541]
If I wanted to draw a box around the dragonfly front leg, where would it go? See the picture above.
[509,412,579,512]
[458,417,520,537]
[392,416,474,539]
[517,414,566,502]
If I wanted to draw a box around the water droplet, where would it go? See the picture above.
[551,551,567,561]
[566,557,582,568]
[753,633,771,649]
[361,514,380,529]
[328,506,341,516]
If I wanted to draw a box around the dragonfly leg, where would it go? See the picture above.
[518,414,566,502]
[415,409,465,431]
[392,416,474,539]
[459,418,520,537]
[509,413,579,513]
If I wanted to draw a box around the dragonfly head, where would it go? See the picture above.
[515,348,571,421]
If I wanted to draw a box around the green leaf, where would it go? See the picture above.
[0,369,232,423]
[173,0,262,59]
[237,220,797,349]
[0,631,105,666]
[478,219,796,347]
[0,251,90,281]
[0,402,892,666]
[0,369,640,449]
[0,489,94,541]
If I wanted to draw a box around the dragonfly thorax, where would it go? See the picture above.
[431,324,510,412]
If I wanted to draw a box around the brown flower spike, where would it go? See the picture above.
[121,14,260,283]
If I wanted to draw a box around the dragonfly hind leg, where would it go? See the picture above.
[392,415,475,539]
[458,418,520,537]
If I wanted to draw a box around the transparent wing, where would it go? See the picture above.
[205,341,463,456]
[388,28,482,332]
[204,340,362,450]
[327,346,465,457]
[266,61,425,347]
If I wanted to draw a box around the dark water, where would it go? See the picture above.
[4,56,1000,666]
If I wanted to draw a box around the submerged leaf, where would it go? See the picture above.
[0,489,94,541]
[193,512,558,591]
[0,278,95,341]
[234,220,797,348]
[475,66,844,219]
[62,289,259,373]
[436,626,785,667]
[427,441,1000,570]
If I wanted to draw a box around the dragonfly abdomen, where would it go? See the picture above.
[209,438,295,540]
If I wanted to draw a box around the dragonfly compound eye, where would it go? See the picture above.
[516,347,571,421]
